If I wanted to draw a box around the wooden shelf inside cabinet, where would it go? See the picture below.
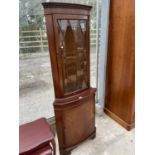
[42,2,96,155]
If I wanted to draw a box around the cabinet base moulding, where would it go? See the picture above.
[104,108,134,131]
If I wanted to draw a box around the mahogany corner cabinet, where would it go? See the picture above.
[42,2,96,155]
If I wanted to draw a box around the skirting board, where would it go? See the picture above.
[104,107,135,131]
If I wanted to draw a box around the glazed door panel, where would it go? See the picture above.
[53,14,90,96]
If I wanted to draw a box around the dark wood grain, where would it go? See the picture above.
[42,2,92,10]
[42,2,92,15]
[104,0,135,130]
[44,15,61,97]
[54,88,96,154]
[42,3,95,155]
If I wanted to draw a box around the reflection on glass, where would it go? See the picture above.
[57,19,88,93]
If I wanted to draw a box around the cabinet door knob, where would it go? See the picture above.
[78,96,83,99]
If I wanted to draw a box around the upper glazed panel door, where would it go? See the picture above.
[53,14,90,96]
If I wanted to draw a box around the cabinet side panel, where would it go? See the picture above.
[105,0,135,127]
[44,15,61,97]
[54,109,65,149]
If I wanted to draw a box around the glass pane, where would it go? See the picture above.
[57,19,88,94]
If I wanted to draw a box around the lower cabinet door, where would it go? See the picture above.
[63,95,95,147]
